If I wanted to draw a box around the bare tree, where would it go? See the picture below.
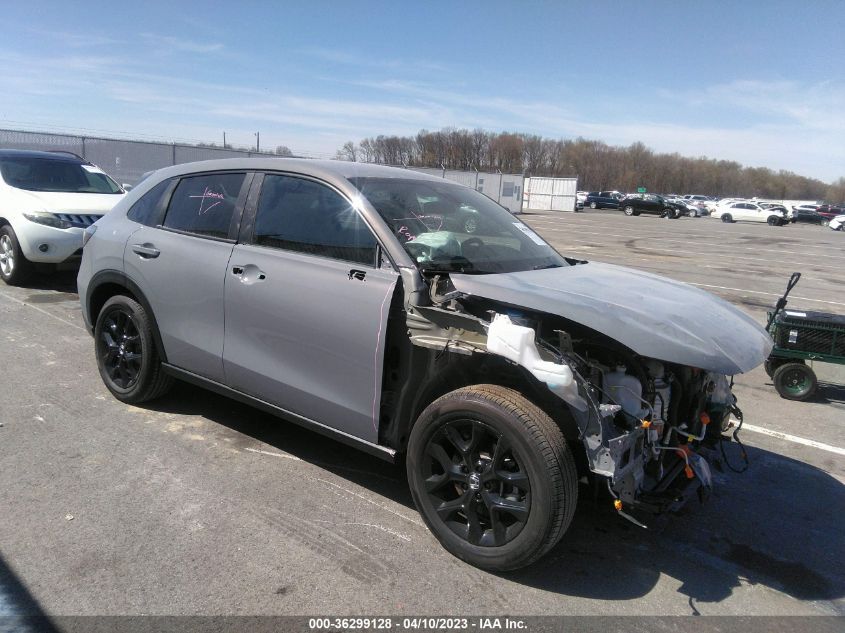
[335,141,358,162]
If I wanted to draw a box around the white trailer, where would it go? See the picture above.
[523,176,578,212]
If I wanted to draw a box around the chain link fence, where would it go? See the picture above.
[0,129,276,186]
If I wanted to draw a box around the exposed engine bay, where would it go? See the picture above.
[389,267,752,525]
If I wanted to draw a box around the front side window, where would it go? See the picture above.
[253,174,378,266]
[0,157,123,194]
[162,173,245,239]
[350,177,567,274]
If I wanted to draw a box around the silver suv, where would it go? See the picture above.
[78,159,772,570]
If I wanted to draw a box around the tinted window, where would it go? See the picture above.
[127,179,172,226]
[0,157,122,194]
[163,173,245,239]
[254,174,378,266]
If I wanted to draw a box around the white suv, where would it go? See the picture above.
[0,149,125,284]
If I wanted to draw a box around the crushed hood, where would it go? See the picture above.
[451,262,772,375]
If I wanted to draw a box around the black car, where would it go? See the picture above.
[791,208,825,224]
[585,191,623,209]
[618,194,685,218]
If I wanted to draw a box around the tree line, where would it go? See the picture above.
[335,128,843,202]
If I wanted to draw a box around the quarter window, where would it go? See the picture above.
[162,173,246,239]
[127,179,172,227]
[253,174,378,266]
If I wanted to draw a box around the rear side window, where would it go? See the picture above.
[163,173,246,239]
[127,179,172,226]
[253,174,378,266]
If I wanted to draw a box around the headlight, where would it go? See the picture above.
[23,212,72,229]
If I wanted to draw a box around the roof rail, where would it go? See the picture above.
[46,150,85,160]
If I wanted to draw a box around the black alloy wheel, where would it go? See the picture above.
[407,385,577,571]
[94,295,173,403]
[721,213,733,223]
[97,307,143,390]
[422,418,531,548]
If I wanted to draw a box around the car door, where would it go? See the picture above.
[124,171,251,383]
[730,203,748,221]
[223,173,400,443]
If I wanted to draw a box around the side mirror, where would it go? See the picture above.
[122,183,133,191]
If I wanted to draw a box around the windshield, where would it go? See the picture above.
[350,177,568,274]
[0,157,123,194]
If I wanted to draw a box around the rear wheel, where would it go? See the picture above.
[590,202,597,209]
[721,213,733,223]
[94,295,173,404]
[772,362,817,401]
[407,385,577,571]
[624,206,635,216]
[764,357,801,378]
[0,225,34,286]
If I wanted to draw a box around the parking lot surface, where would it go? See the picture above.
[0,211,843,617]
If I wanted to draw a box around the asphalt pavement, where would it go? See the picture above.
[0,211,843,619]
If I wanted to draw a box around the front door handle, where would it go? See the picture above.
[132,243,160,259]
[348,269,367,281]
[232,264,266,284]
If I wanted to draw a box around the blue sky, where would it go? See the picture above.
[1,1,843,181]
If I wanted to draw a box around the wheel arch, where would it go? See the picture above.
[381,345,580,455]
[87,270,168,363]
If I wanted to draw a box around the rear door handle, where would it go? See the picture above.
[348,269,367,281]
[131,243,160,259]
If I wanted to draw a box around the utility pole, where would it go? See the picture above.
[223,131,226,148]
[255,132,260,152]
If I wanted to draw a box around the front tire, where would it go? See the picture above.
[772,362,817,401]
[94,295,173,404]
[721,213,733,223]
[767,215,780,226]
[407,385,577,571]
[0,225,34,286]
[624,206,635,216]
[590,202,597,209]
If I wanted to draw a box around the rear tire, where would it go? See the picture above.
[94,295,173,404]
[772,363,817,401]
[407,385,577,571]
[590,202,597,209]
[721,213,733,223]
[0,225,34,286]
[764,357,801,378]
[624,206,634,216]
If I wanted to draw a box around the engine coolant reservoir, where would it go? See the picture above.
[604,365,646,419]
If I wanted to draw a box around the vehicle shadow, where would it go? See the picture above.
[144,382,845,610]
[0,553,60,631]
[19,269,78,295]
[815,382,845,405]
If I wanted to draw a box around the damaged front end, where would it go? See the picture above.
[485,313,742,525]
[398,265,767,526]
